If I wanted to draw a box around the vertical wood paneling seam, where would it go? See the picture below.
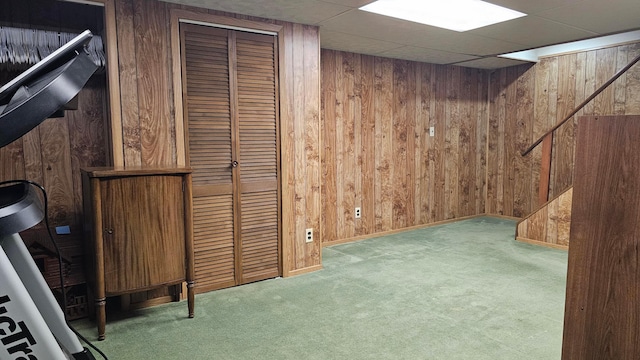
[136,0,173,166]
[321,50,337,243]
[335,51,345,237]
[103,0,124,166]
[120,0,142,166]
[291,23,306,269]
[314,28,322,265]
[354,53,362,235]
[170,11,185,166]
[414,63,423,224]
[406,61,416,225]
[361,55,375,233]
[479,70,489,214]
[279,23,294,276]
[303,25,321,266]
[484,70,492,215]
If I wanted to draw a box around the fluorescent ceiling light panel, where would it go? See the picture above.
[500,30,640,62]
[359,0,526,32]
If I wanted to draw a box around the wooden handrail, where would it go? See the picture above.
[521,51,640,156]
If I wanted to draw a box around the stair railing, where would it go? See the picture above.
[521,52,640,205]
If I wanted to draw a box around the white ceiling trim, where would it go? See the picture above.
[178,18,278,36]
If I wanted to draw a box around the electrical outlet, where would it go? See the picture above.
[355,207,361,219]
[429,126,435,137]
[305,228,313,243]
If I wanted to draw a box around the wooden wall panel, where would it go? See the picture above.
[361,55,376,234]
[393,60,408,229]
[516,187,572,249]
[0,74,108,277]
[445,66,460,220]
[115,0,141,166]
[475,70,488,215]
[107,0,322,274]
[0,1,108,309]
[513,65,532,218]
[321,50,488,244]
[374,58,394,233]
[553,54,576,200]
[7,0,639,279]
[417,63,433,223]
[486,42,640,219]
[433,65,447,222]
[110,0,177,304]
[321,50,337,245]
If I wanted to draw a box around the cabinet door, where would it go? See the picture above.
[101,175,186,294]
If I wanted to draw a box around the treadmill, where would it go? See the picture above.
[0,30,98,360]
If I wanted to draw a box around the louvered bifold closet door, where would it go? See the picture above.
[181,24,281,292]
[234,32,281,284]
[181,24,236,293]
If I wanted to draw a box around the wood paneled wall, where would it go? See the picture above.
[516,187,572,249]
[113,0,176,167]
[487,42,640,218]
[0,75,108,276]
[5,0,640,277]
[321,50,488,243]
[108,0,321,273]
[0,0,108,296]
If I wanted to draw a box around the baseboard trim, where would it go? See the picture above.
[485,213,522,221]
[516,236,568,250]
[322,214,486,248]
[284,264,323,277]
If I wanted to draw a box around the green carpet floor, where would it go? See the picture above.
[73,217,568,359]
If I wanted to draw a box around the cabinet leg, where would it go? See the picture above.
[187,281,195,318]
[96,297,106,340]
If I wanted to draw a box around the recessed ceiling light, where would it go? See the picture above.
[359,0,527,32]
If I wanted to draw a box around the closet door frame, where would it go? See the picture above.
[170,10,284,285]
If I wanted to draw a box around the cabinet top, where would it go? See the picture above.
[81,166,192,178]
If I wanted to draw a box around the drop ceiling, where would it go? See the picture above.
[162,0,640,69]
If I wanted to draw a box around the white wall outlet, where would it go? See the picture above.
[355,207,361,219]
[305,228,313,243]
[429,126,435,137]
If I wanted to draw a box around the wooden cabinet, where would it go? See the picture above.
[82,167,194,340]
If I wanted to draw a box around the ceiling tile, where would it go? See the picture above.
[163,0,351,25]
[160,0,640,69]
[320,30,402,54]
[470,15,598,48]
[318,0,375,8]
[486,0,580,14]
[534,0,640,35]
[404,28,528,56]
[455,57,532,69]
[318,9,432,43]
[377,46,479,65]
